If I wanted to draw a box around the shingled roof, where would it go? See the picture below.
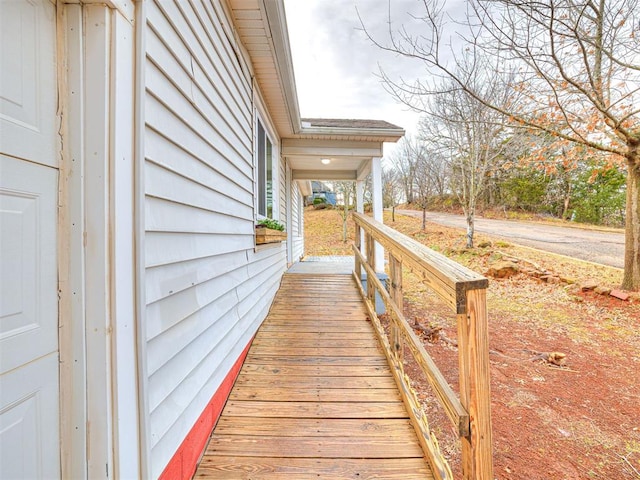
[301,118,402,130]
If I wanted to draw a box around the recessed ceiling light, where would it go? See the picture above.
[321,158,331,165]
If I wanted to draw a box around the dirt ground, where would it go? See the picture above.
[304,207,640,479]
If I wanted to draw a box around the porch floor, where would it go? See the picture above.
[194,268,433,479]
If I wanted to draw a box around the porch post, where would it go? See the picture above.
[356,179,365,261]
[356,180,364,214]
[371,156,384,273]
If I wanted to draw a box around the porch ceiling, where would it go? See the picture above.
[284,137,380,181]
[285,119,404,181]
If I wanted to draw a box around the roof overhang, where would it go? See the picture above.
[227,0,300,137]
[227,0,405,181]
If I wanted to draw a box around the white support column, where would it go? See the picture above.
[371,156,385,273]
[356,180,364,214]
[356,179,365,263]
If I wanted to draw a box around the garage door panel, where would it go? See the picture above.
[0,156,58,375]
[0,353,60,480]
[0,0,57,167]
[0,0,60,478]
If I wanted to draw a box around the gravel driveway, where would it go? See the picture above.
[395,209,625,269]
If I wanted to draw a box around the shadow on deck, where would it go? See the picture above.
[194,260,434,479]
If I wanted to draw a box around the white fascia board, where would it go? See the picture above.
[262,0,302,134]
[298,126,405,142]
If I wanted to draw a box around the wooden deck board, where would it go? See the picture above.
[195,273,433,479]
[213,418,417,437]
[229,386,402,402]
[234,374,398,389]
[195,457,432,479]
[243,355,388,366]
[239,364,392,376]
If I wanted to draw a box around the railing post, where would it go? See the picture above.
[389,254,403,362]
[354,223,362,280]
[457,288,493,480]
[365,232,375,303]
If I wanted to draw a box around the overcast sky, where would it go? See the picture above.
[283,0,430,142]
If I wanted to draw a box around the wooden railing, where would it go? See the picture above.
[351,212,493,480]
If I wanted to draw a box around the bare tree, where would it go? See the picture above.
[362,0,640,289]
[334,180,356,242]
[420,69,514,247]
[388,136,419,204]
[403,139,444,230]
[382,165,402,221]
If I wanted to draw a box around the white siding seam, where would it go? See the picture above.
[144,161,252,218]
[150,0,252,115]
[146,298,241,410]
[201,1,252,103]
[145,92,251,185]
[148,0,250,127]
[144,232,254,268]
[144,70,251,172]
[144,191,251,223]
[144,251,246,304]
[144,47,251,160]
[147,258,282,413]
[149,285,273,445]
[179,0,252,107]
[146,293,240,372]
[144,124,253,197]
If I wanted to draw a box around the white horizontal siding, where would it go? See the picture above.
[145,231,254,268]
[145,196,252,235]
[147,0,251,141]
[148,248,284,474]
[145,250,247,304]
[145,127,252,205]
[142,1,287,477]
[291,182,304,260]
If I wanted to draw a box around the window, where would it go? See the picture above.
[257,120,273,218]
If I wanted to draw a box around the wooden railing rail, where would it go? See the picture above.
[352,212,493,480]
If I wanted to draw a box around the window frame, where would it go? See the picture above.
[254,114,279,222]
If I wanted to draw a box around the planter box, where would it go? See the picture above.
[255,226,287,244]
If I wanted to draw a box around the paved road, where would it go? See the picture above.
[395,209,625,269]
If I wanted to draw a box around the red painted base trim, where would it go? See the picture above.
[158,340,252,480]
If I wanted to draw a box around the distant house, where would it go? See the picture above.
[0,1,403,479]
[309,181,337,206]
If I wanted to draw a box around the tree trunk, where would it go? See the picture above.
[622,158,640,290]
[562,183,572,220]
[392,205,396,222]
[422,207,427,230]
[466,212,475,248]
[342,204,348,243]
[342,218,347,243]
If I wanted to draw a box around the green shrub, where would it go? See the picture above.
[570,165,626,226]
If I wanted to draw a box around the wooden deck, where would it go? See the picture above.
[195,272,433,479]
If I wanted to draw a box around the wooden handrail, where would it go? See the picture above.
[354,212,487,313]
[353,245,470,436]
[351,212,494,480]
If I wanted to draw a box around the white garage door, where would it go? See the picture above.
[0,1,61,478]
